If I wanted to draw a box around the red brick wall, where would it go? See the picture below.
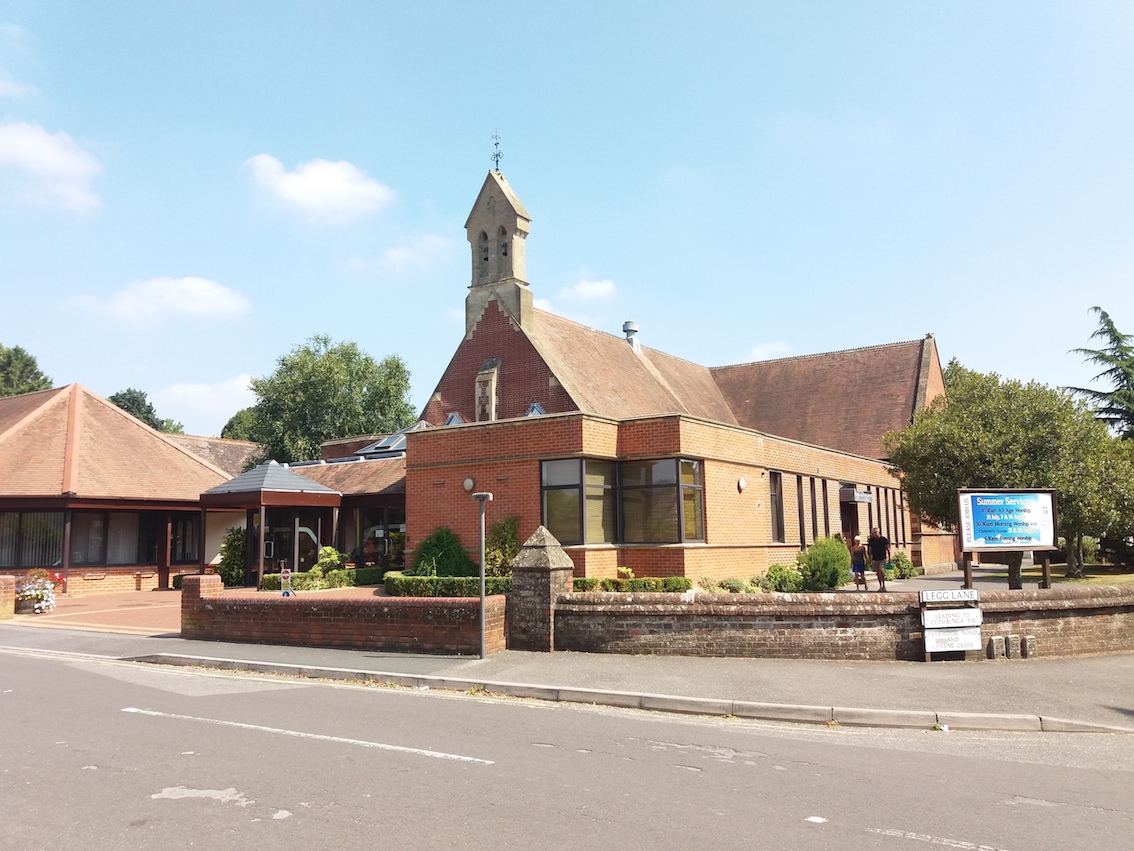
[407,411,922,581]
[180,575,506,655]
[552,586,1134,660]
[0,575,13,619]
[0,566,199,595]
[421,299,577,424]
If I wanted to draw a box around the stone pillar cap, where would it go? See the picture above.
[511,525,576,570]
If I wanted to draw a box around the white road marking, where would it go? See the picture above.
[152,786,253,806]
[272,810,292,819]
[121,707,494,764]
[806,816,828,823]
[869,828,1010,850]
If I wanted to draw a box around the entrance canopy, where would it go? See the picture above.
[201,460,341,509]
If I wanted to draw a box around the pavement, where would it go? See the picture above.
[2,567,1132,734]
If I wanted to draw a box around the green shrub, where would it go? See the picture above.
[409,527,478,577]
[698,576,719,592]
[172,573,186,590]
[485,516,520,577]
[260,573,281,591]
[662,577,693,592]
[383,571,511,597]
[324,568,350,588]
[573,577,600,591]
[595,576,692,592]
[351,567,385,586]
[798,536,851,591]
[216,526,246,587]
[891,551,921,579]
[617,566,634,579]
[759,563,804,592]
[717,577,754,594]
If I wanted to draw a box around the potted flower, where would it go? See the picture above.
[15,569,57,614]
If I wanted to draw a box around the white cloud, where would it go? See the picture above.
[559,277,616,301]
[0,79,33,98]
[748,341,793,361]
[72,277,252,323]
[246,153,394,221]
[533,297,554,312]
[0,121,101,212]
[153,375,256,438]
[379,234,454,272]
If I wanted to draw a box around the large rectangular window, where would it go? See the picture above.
[0,512,64,568]
[769,471,785,543]
[540,457,704,545]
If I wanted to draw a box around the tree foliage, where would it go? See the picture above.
[883,360,1134,580]
[246,335,415,463]
[221,406,257,440]
[108,387,185,434]
[1066,306,1134,440]
[0,343,52,397]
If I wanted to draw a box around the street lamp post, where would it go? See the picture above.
[471,491,493,658]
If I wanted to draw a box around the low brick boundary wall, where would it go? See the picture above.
[0,575,13,620]
[552,586,1134,660]
[181,575,506,655]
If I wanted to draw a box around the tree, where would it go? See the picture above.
[221,406,257,441]
[0,343,52,397]
[107,388,185,434]
[1066,306,1134,439]
[882,361,1134,586]
[247,334,415,463]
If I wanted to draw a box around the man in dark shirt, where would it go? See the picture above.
[867,527,890,592]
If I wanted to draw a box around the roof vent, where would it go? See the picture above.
[622,320,642,354]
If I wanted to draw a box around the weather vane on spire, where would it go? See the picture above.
[491,131,503,172]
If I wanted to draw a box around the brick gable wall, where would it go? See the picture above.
[421,299,575,425]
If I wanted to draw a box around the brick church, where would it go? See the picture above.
[403,171,953,579]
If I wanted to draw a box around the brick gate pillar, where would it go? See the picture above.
[508,526,575,651]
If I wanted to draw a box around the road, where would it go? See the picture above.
[2,648,1132,850]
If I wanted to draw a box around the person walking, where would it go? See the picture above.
[868,526,890,591]
[849,535,869,591]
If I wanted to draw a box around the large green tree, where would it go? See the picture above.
[1066,306,1134,439]
[246,335,415,463]
[0,343,52,397]
[108,388,185,434]
[883,361,1134,585]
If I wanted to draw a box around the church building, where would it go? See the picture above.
[404,171,953,580]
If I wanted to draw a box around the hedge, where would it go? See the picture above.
[259,566,387,592]
[383,571,511,597]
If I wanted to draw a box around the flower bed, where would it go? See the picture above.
[16,570,58,614]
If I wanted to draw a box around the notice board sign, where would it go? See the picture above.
[958,489,1057,552]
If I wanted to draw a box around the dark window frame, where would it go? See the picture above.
[769,471,785,544]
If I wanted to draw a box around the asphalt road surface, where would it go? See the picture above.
[2,648,1132,850]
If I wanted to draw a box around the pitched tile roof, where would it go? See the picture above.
[526,310,739,423]
[166,434,260,477]
[0,384,231,501]
[203,460,339,497]
[711,337,940,459]
[287,456,406,497]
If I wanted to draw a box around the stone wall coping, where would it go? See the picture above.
[556,585,1134,617]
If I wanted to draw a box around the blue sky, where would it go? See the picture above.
[2,2,1132,438]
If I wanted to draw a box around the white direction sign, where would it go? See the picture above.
[920,589,980,604]
[922,608,983,629]
[924,626,983,653]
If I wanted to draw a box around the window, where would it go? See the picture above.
[171,514,200,564]
[821,479,830,537]
[0,511,63,568]
[540,457,704,545]
[796,475,807,550]
[769,472,785,543]
[809,477,818,541]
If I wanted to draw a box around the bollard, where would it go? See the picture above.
[1022,635,1038,658]
[1006,634,1022,659]
[987,635,1005,659]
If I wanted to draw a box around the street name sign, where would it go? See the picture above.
[923,626,983,653]
[922,608,983,629]
[919,589,980,603]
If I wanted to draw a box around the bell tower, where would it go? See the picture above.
[464,170,533,336]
